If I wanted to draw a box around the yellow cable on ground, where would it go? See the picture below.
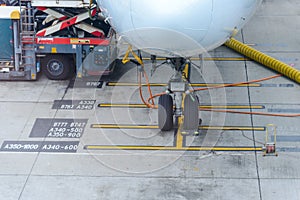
[225,38,300,84]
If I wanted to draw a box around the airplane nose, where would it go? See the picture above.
[98,0,261,57]
[122,28,208,57]
[124,0,213,57]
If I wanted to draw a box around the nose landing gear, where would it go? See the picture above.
[158,58,200,132]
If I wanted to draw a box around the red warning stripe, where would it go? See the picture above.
[36,29,46,37]
[91,31,103,37]
[36,37,110,45]
[35,8,98,37]
[36,7,67,21]
[61,17,77,30]
[36,6,47,11]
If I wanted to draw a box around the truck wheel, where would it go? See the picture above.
[42,55,73,80]
[158,94,174,131]
[183,94,199,131]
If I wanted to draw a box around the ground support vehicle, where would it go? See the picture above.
[0,0,117,80]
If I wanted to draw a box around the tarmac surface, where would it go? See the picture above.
[1,0,300,199]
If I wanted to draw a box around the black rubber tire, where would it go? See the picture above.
[42,54,73,80]
[158,94,174,131]
[183,94,199,131]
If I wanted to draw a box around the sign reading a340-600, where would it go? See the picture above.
[29,118,88,138]
[1,141,79,153]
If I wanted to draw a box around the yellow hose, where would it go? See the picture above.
[225,38,300,84]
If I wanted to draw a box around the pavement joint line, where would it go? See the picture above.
[90,124,265,131]
[98,103,265,109]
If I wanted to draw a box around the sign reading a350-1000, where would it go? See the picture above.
[1,141,79,153]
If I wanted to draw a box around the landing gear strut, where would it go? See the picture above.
[158,58,200,132]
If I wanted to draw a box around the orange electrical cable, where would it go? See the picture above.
[124,45,155,107]
[140,72,300,118]
[143,68,155,105]
[138,68,155,107]
[193,74,282,92]
[200,108,300,117]
[146,92,165,109]
[144,74,282,107]
[138,72,148,106]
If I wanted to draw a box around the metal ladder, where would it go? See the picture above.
[20,0,37,79]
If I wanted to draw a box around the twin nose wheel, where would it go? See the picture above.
[158,93,200,132]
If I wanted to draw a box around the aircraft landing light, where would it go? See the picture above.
[83,145,263,152]
[98,103,265,109]
[90,124,265,131]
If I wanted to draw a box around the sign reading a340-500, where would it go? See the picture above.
[29,118,88,138]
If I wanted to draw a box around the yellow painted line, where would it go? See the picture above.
[176,118,184,148]
[191,83,260,87]
[91,124,265,131]
[184,147,262,151]
[84,145,262,151]
[91,124,158,129]
[200,105,264,109]
[122,57,250,61]
[98,104,149,108]
[85,145,174,150]
[175,65,188,148]
[107,83,167,87]
[98,104,264,109]
[106,82,260,87]
[201,126,265,131]
[203,57,250,61]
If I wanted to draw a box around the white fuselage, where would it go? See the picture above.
[98,0,262,57]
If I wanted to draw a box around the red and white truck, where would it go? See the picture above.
[0,0,117,80]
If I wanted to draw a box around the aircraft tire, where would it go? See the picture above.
[158,94,173,131]
[183,94,199,131]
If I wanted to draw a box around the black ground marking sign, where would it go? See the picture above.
[30,118,88,138]
[1,141,79,153]
[52,100,96,110]
[69,79,104,88]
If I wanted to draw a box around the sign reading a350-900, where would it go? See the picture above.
[30,118,88,138]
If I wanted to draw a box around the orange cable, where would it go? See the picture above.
[138,72,148,106]
[140,72,299,117]
[143,69,155,105]
[193,74,282,92]
[200,108,300,117]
